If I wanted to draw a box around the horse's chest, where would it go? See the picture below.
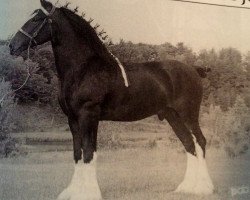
[59,79,107,114]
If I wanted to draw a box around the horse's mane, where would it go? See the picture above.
[60,7,118,68]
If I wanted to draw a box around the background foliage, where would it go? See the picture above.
[0,39,249,157]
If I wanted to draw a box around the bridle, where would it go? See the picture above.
[18,6,56,59]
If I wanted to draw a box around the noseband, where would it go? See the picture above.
[18,6,56,58]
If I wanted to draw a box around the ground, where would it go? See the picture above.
[0,120,250,200]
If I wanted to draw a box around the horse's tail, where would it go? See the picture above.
[194,66,211,78]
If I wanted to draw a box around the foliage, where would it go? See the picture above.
[201,96,250,157]
[109,40,197,65]
[0,45,58,106]
[0,80,17,134]
[196,48,249,110]
[0,79,18,156]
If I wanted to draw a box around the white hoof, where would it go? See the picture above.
[193,139,214,195]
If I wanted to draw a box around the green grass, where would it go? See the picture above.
[0,147,249,200]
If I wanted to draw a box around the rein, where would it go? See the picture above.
[0,6,56,108]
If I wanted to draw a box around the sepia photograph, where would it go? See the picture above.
[0,0,249,199]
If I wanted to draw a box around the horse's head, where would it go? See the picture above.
[9,0,58,56]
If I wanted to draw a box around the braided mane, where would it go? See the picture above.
[60,7,118,68]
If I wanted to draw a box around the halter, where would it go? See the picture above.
[18,6,56,59]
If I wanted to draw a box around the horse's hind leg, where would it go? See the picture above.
[164,107,214,194]
[186,121,214,194]
[164,108,197,193]
[164,108,196,155]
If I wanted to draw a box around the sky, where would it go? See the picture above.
[1,0,250,53]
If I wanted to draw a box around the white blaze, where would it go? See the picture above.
[175,135,214,194]
[57,153,102,200]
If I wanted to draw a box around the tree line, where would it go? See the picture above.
[0,39,249,111]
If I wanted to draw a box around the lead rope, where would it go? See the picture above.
[0,66,31,107]
[0,43,33,108]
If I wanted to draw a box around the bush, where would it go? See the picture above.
[0,45,58,106]
[0,79,18,156]
[201,96,250,157]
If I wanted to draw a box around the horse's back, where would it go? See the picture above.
[125,59,203,101]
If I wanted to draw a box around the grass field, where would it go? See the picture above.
[0,141,250,200]
[0,118,249,200]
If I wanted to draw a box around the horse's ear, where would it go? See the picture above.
[40,0,53,10]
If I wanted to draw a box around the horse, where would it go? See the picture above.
[9,1,214,199]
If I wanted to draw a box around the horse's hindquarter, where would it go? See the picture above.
[161,60,204,120]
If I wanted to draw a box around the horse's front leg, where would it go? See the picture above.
[58,104,102,200]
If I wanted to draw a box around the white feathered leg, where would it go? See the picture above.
[57,153,102,200]
[193,140,214,195]
[175,135,214,195]
[175,152,198,193]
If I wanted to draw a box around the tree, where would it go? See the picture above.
[198,48,248,110]
[218,48,242,68]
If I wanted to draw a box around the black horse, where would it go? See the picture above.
[9,1,214,199]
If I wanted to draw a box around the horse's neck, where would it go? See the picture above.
[51,18,119,85]
[51,28,95,78]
